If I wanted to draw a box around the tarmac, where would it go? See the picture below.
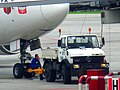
[0,78,78,90]
[0,14,120,90]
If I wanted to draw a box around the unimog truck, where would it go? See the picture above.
[42,34,109,84]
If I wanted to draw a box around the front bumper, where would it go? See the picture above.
[71,63,109,76]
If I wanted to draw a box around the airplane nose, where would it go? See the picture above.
[41,3,69,28]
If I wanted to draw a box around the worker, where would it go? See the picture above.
[31,54,43,80]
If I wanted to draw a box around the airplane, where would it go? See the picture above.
[0,0,71,78]
[0,0,119,78]
[0,0,98,79]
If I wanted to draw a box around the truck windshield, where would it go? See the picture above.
[67,36,99,48]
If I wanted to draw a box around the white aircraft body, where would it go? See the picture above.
[0,3,69,44]
[0,1,70,55]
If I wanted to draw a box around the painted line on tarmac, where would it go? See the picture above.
[47,88,76,90]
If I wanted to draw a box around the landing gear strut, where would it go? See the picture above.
[13,38,41,79]
[20,39,32,64]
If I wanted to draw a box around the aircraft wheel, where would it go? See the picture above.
[13,63,24,79]
[24,63,33,78]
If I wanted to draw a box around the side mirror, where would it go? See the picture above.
[58,40,61,47]
[100,37,105,48]
[102,37,105,45]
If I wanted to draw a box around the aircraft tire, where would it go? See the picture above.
[13,63,24,79]
[24,63,33,78]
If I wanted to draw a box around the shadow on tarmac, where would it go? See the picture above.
[52,79,78,85]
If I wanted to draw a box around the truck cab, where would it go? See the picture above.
[42,34,109,84]
[58,34,104,61]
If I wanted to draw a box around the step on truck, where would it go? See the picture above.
[42,34,109,84]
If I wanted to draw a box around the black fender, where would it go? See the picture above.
[43,58,50,68]
[43,58,56,70]
[61,59,71,68]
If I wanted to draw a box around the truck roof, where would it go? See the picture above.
[59,34,97,38]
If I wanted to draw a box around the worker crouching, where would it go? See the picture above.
[30,54,44,80]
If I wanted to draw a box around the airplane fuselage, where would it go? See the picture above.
[0,3,69,44]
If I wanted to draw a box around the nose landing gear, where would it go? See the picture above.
[13,38,41,79]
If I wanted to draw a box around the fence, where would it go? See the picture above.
[78,72,120,90]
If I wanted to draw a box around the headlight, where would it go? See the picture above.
[101,63,109,68]
[101,64,106,67]
[73,64,79,69]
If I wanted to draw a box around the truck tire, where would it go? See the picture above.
[24,63,33,78]
[44,63,56,82]
[13,63,24,79]
[62,64,71,84]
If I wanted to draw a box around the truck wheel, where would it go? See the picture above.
[62,64,71,84]
[44,63,56,82]
[24,63,33,78]
[13,63,24,79]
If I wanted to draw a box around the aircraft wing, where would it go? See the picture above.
[0,0,97,8]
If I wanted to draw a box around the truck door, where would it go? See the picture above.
[58,37,66,62]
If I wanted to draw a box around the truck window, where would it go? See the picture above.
[92,37,99,48]
[61,38,66,48]
[76,37,88,43]
[67,36,99,48]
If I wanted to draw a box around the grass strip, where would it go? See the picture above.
[69,11,101,14]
